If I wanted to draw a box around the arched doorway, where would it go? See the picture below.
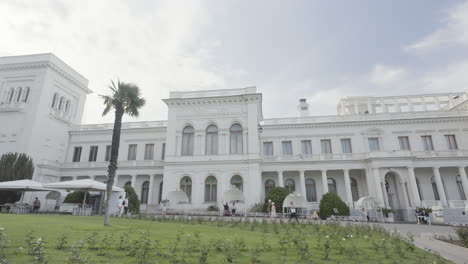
[384,172,404,210]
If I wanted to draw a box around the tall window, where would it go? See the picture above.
[161,143,166,160]
[15,87,22,102]
[65,100,71,114]
[230,124,243,154]
[398,136,411,150]
[263,142,273,156]
[7,88,14,103]
[431,176,440,200]
[328,178,337,194]
[421,136,434,151]
[445,135,458,150]
[230,175,243,191]
[282,141,293,155]
[341,139,352,153]
[23,87,30,102]
[182,126,194,156]
[321,139,332,154]
[58,96,65,111]
[301,140,312,155]
[105,145,112,161]
[141,181,150,204]
[205,176,217,202]
[205,125,218,155]
[180,176,192,202]
[368,138,380,152]
[88,146,98,162]
[51,93,58,108]
[456,176,466,200]
[265,180,275,197]
[128,144,137,160]
[285,179,295,193]
[144,144,154,160]
[72,147,82,162]
[351,177,359,201]
[305,178,317,202]
[158,182,163,203]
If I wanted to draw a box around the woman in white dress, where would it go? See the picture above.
[270,202,277,219]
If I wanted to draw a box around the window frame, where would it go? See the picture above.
[72,146,82,162]
[340,138,352,153]
[421,135,434,151]
[144,143,155,160]
[205,125,218,155]
[128,144,137,160]
[368,137,380,152]
[301,140,312,155]
[398,136,411,151]
[230,123,243,154]
[320,139,332,154]
[182,126,195,156]
[88,146,98,162]
[445,135,458,150]
[281,141,293,156]
[263,142,274,156]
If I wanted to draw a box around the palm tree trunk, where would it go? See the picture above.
[104,105,124,226]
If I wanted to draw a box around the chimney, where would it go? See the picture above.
[298,98,309,117]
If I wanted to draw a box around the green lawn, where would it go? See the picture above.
[0,214,450,263]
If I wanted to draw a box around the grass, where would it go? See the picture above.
[0,214,451,263]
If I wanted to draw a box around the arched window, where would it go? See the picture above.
[205,176,217,202]
[22,87,30,102]
[285,179,295,193]
[182,126,194,156]
[51,93,59,108]
[305,178,317,202]
[205,125,218,155]
[351,177,359,201]
[328,178,337,194]
[180,176,192,202]
[7,88,14,103]
[431,176,440,200]
[457,176,466,200]
[58,96,65,111]
[230,175,243,191]
[141,181,150,204]
[16,87,22,102]
[65,100,71,114]
[265,180,275,197]
[230,123,243,154]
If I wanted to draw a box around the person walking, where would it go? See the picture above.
[33,197,41,213]
[267,199,272,213]
[288,201,299,223]
[117,196,123,216]
[270,202,277,219]
[123,197,129,215]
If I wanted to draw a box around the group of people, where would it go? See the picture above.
[415,208,430,224]
[223,202,237,216]
[117,196,129,215]
[267,200,320,222]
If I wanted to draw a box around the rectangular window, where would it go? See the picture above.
[445,135,458,150]
[128,144,137,160]
[72,147,82,162]
[88,146,98,162]
[105,145,112,161]
[321,139,332,154]
[161,143,166,160]
[368,138,380,152]
[263,142,273,156]
[144,144,154,160]
[421,136,434,151]
[341,139,352,153]
[398,136,411,150]
[301,140,312,155]
[282,141,293,155]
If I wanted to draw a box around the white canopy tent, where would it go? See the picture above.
[223,188,245,203]
[282,193,308,214]
[166,190,189,205]
[0,179,55,203]
[355,196,381,210]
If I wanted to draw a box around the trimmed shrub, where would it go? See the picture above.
[455,226,468,247]
[124,185,140,214]
[207,204,219,211]
[64,191,90,204]
[264,187,290,212]
[318,192,350,220]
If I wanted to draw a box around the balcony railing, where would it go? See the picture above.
[0,101,26,112]
[448,200,468,208]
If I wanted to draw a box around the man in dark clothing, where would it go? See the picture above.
[33,197,41,213]
[288,202,299,223]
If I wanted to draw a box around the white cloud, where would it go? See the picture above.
[404,1,468,52]
[368,64,406,85]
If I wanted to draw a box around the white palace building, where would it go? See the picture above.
[1,54,468,222]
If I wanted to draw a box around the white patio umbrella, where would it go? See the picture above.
[223,188,245,202]
[44,179,124,208]
[282,193,308,213]
[166,190,189,204]
[0,180,54,203]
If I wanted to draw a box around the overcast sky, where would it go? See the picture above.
[1,0,468,124]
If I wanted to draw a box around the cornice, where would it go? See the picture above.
[163,93,261,107]
[69,126,166,136]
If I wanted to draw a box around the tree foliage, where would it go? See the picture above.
[263,187,290,212]
[0,153,35,204]
[63,191,91,204]
[318,192,350,220]
[124,185,140,214]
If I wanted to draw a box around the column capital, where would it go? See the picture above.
[343,168,349,173]
[458,166,466,170]
[321,169,327,173]
[432,166,441,170]
[406,166,414,169]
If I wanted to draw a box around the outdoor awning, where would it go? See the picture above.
[282,193,308,208]
[166,190,189,204]
[44,179,124,192]
[223,188,245,202]
[0,179,54,192]
[355,196,381,209]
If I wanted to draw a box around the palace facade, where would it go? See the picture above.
[1,54,468,221]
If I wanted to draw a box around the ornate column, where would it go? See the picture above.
[243,130,248,155]
[433,167,448,207]
[299,170,306,197]
[372,168,385,207]
[321,170,328,194]
[278,171,284,187]
[343,169,353,206]
[148,174,155,205]
[458,167,468,200]
[131,175,137,188]
[407,167,421,207]
[353,102,359,115]
[367,99,373,114]
[381,181,389,208]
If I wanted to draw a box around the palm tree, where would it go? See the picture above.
[101,80,145,226]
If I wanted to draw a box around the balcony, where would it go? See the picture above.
[0,101,26,112]
[49,109,72,123]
